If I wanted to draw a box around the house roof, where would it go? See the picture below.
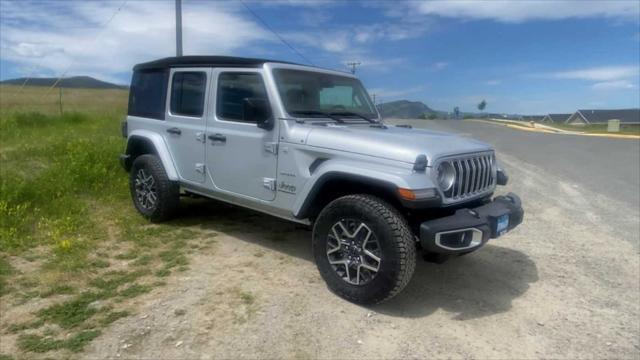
[544,113,571,123]
[133,56,299,71]
[575,109,640,124]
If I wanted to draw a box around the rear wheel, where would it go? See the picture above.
[312,194,416,304]
[129,154,179,222]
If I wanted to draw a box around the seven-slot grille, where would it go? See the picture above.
[441,153,495,200]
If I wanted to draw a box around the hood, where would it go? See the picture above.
[305,124,493,164]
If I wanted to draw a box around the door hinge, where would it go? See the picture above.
[263,178,276,191]
[264,142,278,155]
[195,132,206,143]
[195,163,205,174]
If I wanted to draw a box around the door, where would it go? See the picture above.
[205,69,278,201]
[164,69,210,183]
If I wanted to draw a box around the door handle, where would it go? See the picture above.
[208,133,226,143]
[166,127,182,135]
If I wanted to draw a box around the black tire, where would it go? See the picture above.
[129,154,179,222]
[312,194,416,304]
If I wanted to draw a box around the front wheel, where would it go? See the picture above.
[312,194,416,304]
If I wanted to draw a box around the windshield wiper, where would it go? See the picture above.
[328,111,377,123]
[290,110,345,123]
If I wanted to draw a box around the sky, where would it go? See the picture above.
[1,0,639,114]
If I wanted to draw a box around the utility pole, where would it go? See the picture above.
[58,86,63,116]
[175,0,183,56]
[371,93,377,105]
[347,61,361,74]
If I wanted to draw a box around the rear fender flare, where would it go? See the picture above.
[125,130,179,181]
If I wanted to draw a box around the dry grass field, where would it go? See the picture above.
[0,85,128,115]
[1,86,218,358]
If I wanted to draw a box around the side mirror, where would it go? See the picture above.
[243,98,273,130]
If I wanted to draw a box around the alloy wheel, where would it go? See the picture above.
[134,168,157,210]
[326,218,382,285]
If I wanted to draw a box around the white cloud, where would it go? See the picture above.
[545,65,639,81]
[288,20,430,56]
[485,79,501,86]
[0,1,272,80]
[591,80,636,90]
[286,31,351,53]
[431,61,449,71]
[252,0,336,7]
[410,0,639,23]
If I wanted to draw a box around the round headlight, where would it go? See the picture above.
[437,162,456,191]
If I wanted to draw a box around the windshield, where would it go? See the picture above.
[273,69,377,119]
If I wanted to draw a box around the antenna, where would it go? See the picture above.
[347,61,361,74]
[175,0,183,56]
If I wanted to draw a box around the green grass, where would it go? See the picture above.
[99,310,130,325]
[37,292,102,329]
[240,291,256,305]
[8,319,45,333]
[17,330,101,353]
[0,86,215,356]
[0,257,14,296]
[118,283,152,299]
[548,123,640,136]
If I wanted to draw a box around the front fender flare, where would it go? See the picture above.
[125,129,179,181]
[292,160,437,218]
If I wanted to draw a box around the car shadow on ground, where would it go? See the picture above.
[170,198,538,320]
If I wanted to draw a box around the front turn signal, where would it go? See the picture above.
[398,188,417,200]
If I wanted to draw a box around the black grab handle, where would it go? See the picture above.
[208,133,226,142]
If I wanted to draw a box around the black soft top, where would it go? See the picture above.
[133,56,299,71]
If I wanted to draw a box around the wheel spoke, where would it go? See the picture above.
[359,262,379,273]
[327,245,341,255]
[352,223,371,240]
[363,249,381,263]
[333,221,350,237]
[147,193,156,206]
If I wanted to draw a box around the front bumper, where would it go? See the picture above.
[419,193,524,254]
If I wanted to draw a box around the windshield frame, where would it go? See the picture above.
[267,64,380,122]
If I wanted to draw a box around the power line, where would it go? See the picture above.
[238,0,313,66]
[46,0,128,93]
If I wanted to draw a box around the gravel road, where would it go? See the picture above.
[85,120,640,359]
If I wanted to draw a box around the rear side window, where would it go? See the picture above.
[128,69,168,120]
[170,72,206,117]
[217,72,268,122]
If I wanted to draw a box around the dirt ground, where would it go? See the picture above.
[75,151,640,359]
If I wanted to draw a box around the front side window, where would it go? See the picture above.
[273,69,376,119]
[170,72,206,117]
[217,72,268,122]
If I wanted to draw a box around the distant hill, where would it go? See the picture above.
[377,100,435,119]
[0,76,126,89]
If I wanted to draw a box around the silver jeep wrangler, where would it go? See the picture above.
[120,56,524,304]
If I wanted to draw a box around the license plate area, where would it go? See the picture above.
[496,214,509,237]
